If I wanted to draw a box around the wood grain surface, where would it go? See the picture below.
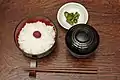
[0,0,120,80]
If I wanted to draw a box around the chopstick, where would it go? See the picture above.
[24,67,98,74]
[48,67,98,71]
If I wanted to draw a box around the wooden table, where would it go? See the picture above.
[0,0,120,80]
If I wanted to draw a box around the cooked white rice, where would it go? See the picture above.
[18,21,55,55]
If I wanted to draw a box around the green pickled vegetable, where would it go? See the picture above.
[64,12,69,18]
[64,11,80,25]
[74,19,78,23]
[67,19,74,25]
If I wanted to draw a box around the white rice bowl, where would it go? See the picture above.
[18,21,55,55]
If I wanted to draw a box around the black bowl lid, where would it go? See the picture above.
[65,24,99,55]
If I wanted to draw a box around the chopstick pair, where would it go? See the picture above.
[27,60,98,77]
[25,67,98,76]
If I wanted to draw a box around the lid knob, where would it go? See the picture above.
[75,31,89,43]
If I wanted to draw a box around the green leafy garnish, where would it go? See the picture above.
[64,11,80,25]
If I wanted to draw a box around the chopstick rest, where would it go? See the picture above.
[29,60,37,77]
